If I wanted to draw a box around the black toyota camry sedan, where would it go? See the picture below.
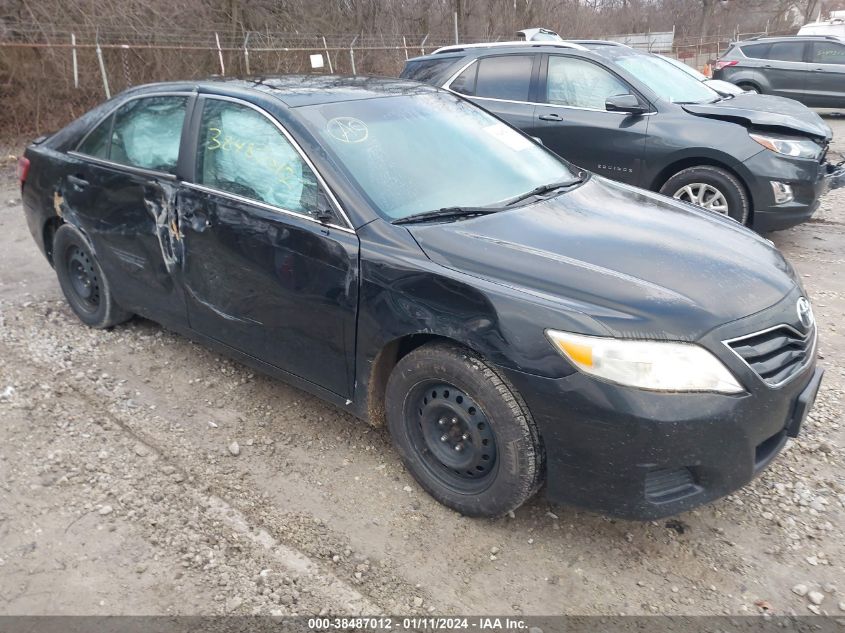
[19,77,822,519]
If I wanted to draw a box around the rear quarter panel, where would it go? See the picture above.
[21,145,69,261]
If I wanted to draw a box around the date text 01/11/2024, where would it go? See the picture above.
[306,617,529,630]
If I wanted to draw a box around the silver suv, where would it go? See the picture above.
[714,35,845,108]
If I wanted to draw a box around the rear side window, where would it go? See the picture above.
[196,99,319,214]
[402,57,461,84]
[811,41,845,64]
[767,41,806,62]
[77,114,113,159]
[740,43,771,59]
[474,55,534,101]
[450,62,478,94]
[110,96,187,173]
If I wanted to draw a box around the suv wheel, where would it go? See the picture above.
[385,342,544,517]
[53,224,133,328]
[737,83,760,93]
[660,166,750,225]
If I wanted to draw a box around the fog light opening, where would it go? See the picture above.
[771,181,794,205]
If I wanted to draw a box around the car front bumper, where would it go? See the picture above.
[500,285,822,521]
[744,150,845,232]
[503,362,822,520]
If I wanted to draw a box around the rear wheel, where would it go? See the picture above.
[660,165,750,225]
[53,224,132,328]
[385,342,543,517]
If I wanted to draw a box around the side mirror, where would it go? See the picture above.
[605,94,646,115]
[531,136,544,146]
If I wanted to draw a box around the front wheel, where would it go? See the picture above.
[660,165,750,225]
[737,83,761,94]
[385,342,544,517]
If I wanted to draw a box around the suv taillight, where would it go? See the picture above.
[16,157,30,185]
[713,60,738,71]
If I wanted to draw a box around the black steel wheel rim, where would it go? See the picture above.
[406,381,498,494]
[65,245,100,312]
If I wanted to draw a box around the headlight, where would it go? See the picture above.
[546,330,743,393]
[749,132,821,160]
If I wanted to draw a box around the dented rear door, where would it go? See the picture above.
[61,94,192,327]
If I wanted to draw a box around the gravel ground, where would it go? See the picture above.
[0,116,844,617]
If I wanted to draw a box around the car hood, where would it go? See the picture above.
[682,93,832,140]
[406,177,798,340]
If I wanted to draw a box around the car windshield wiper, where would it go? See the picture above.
[503,175,586,207]
[392,206,501,225]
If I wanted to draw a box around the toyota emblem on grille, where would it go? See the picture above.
[797,297,814,330]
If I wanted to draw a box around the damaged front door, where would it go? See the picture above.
[64,94,190,326]
[178,97,359,398]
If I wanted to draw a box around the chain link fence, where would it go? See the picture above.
[1,28,472,136]
[0,25,795,138]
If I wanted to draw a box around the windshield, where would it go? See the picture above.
[296,93,576,220]
[613,53,720,103]
[656,54,707,81]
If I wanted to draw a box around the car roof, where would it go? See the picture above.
[114,75,437,108]
[407,42,644,78]
[567,40,630,48]
[733,34,843,45]
[429,41,588,55]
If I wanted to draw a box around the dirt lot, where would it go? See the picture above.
[1,116,844,617]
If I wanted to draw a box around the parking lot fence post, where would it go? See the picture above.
[243,32,250,75]
[71,33,78,88]
[349,34,359,75]
[323,36,334,73]
[215,32,226,76]
[95,32,110,99]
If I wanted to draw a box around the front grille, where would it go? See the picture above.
[726,325,815,387]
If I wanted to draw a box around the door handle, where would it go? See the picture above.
[67,174,88,189]
[539,113,563,121]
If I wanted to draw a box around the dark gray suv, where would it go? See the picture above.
[402,42,844,232]
[714,35,845,108]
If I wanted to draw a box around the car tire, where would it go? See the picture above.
[660,166,750,225]
[737,83,760,94]
[385,341,544,517]
[53,224,133,328]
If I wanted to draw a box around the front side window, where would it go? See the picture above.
[77,114,113,159]
[474,55,534,101]
[110,96,187,173]
[611,51,718,104]
[197,100,319,215]
[297,92,576,221]
[811,41,845,65]
[546,56,630,109]
[767,41,805,62]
